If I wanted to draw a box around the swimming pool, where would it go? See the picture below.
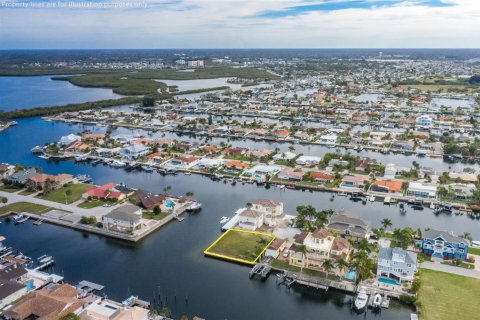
[166,199,175,208]
[26,280,35,291]
[378,277,399,286]
[345,270,356,280]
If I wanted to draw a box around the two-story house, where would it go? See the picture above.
[377,247,417,283]
[289,229,334,270]
[326,211,370,241]
[422,229,469,260]
[102,205,142,233]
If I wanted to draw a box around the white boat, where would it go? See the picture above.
[373,293,382,308]
[110,160,126,167]
[278,184,285,189]
[31,146,43,153]
[354,287,368,310]
[141,165,154,172]
[38,155,51,160]
[220,216,230,224]
[338,191,347,196]
[186,202,202,211]
[369,195,376,202]
[184,171,192,175]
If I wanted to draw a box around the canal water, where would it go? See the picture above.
[0,76,121,111]
[0,79,473,319]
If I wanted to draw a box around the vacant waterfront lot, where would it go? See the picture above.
[38,183,91,204]
[418,268,480,320]
[204,229,275,264]
[0,202,52,216]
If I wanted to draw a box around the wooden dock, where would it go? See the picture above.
[278,271,356,293]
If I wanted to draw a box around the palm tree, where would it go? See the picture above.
[322,259,335,279]
[298,244,307,272]
[335,258,349,273]
[461,232,473,242]
[381,218,392,231]
[185,191,194,197]
[65,189,73,204]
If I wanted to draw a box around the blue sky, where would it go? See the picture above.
[0,0,478,49]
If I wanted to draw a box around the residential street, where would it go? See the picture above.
[0,190,115,218]
[421,261,480,279]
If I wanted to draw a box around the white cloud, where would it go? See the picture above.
[0,0,479,48]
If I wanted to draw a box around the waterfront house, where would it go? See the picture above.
[326,211,370,241]
[391,140,415,151]
[168,156,199,168]
[224,160,250,173]
[0,164,15,179]
[103,205,143,233]
[238,208,264,231]
[272,151,297,161]
[59,133,81,146]
[83,183,125,201]
[421,229,469,260]
[369,180,403,194]
[318,134,338,145]
[252,199,284,227]
[0,264,29,309]
[7,168,37,185]
[406,182,437,199]
[340,175,369,191]
[27,173,73,190]
[64,141,91,153]
[448,183,476,200]
[132,189,166,210]
[377,247,417,283]
[265,239,287,259]
[5,283,84,320]
[310,171,335,184]
[79,298,149,320]
[277,168,303,181]
[289,229,334,270]
[120,144,150,160]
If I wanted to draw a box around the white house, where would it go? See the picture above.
[59,134,81,146]
[120,144,150,160]
[296,155,322,166]
[273,151,297,161]
[102,205,142,233]
[416,114,433,128]
[319,134,338,145]
[238,208,264,231]
[377,247,417,283]
[252,199,284,227]
[383,163,397,179]
[407,182,437,199]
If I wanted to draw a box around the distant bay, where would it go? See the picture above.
[0,75,122,111]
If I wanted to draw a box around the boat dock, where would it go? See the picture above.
[277,271,356,293]
[77,280,105,293]
[366,291,390,308]
[249,259,273,279]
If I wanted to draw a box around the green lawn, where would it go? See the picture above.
[468,247,480,256]
[418,268,480,320]
[0,202,52,216]
[38,183,92,204]
[142,211,170,221]
[205,229,274,263]
[78,200,116,209]
[19,190,36,196]
[0,186,22,193]
[271,259,340,280]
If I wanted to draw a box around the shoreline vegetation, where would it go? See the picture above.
[0,97,142,120]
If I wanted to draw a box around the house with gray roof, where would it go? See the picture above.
[102,205,142,233]
[377,247,417,283]
[326,211,370,241]
[7,168,37,185]
[422,229,469,260]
